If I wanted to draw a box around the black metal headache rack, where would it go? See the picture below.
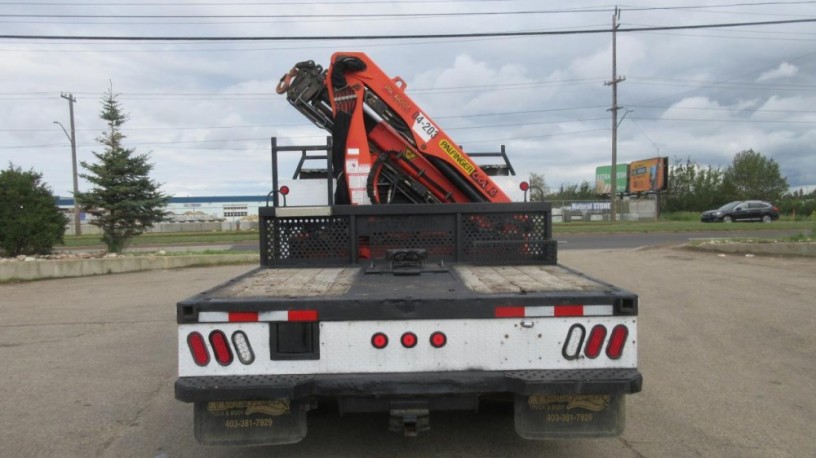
[259,202,557,267]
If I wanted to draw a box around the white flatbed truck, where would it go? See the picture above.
[175,201,642,445]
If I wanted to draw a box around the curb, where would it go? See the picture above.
[0,254,258,282]
[686,241,816,257]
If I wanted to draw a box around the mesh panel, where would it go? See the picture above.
[260,204,556,266]
[265,216,351,265]
[462,212,555,264]
[365,214,455,260]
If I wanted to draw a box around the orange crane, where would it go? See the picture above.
[277,52,512,205]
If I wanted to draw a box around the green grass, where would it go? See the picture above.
[552,220,812,234]
[60,231,260,248]
[158,249,257,256]
[782,232,815,242]
[59,220,814,249]
[658,212,700,222]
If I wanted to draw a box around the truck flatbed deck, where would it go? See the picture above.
[178,261,635,324]
[197,263,613,300]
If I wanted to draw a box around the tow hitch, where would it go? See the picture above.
[388,401,430,436]
[389,408,430,437]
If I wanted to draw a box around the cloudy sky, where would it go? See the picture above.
[2,0,815,199]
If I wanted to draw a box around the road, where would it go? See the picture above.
[230,229,805,253]
[554,229,803,250]
[1,248,815,457]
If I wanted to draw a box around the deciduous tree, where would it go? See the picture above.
[528,172,548,201]
[0,164,68,256]
[721,149,788,202]
[665,157,723,212]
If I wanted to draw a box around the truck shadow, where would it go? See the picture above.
[205,405,626,457]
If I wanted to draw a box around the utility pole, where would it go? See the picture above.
[58,92,81,236]
[604,7,625,222]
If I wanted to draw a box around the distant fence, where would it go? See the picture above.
[547,198,658,223]
[64,221,261,236]
[64,197,659,235]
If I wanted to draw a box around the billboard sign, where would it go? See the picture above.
[595,164,629,195]
[628,157,668,193]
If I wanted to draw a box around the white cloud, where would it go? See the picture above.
[2,0,816,197]
[756,62,799,82]
[569,36,646,79]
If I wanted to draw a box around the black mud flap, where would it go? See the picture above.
[514,394,625,439]
[194,399,308,446]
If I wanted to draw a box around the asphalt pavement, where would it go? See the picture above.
[1,248,814,457]
[228,229,806,252]
[553,229,805,250]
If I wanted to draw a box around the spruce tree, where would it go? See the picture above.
[75,88,169,253]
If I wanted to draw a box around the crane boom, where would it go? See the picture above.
[277,52,511,205]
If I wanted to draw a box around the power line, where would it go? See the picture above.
[0,28,606,53]
[628,78,816,90]
[0,0,511,4]
[5,104,813,134]
[2,126,615,150]
[4,103,814,134]
[0,124,299,132]
[0,117,612,144]
[630,116,816,124]
[8,111,814,150]
[0,9,618,19]
[2,18,816,41]
[629,105,816,114]
[4,68,800,101]
[630,49,816,106]
[637,30,816,42]
[626,117,662,154]
[648,26,816,36]
[2,1,814,12]
[2,30,815,54]
[625,1,816,12]
[7,109,816,151]
[0,78,606,99]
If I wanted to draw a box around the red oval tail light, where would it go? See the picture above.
[606,325,629,359]
[585,325,607,359]
[187,332,210,366]
[209,330,233,366]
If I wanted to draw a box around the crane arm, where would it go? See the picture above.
[278,52,511,205]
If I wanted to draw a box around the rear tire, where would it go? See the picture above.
[723,215,733,223]
[762,214,772,223]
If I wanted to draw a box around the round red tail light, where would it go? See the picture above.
[401,332,418,348]
[371,332,388,349]
[585,325,607,359]
[430,332,447,348]
[209,330,233,366]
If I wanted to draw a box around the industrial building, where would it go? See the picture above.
[57,195,268,223]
